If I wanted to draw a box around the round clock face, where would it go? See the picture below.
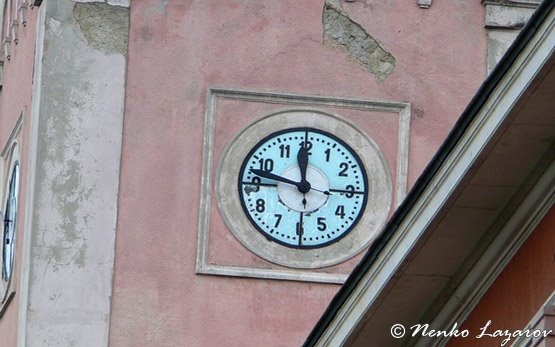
[238,128,368,249]
[217,109,391,269]
[2,162,19,283]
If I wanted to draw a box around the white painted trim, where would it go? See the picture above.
[17,4,44,346]
[315,7,555,346]
[482,0,541,9]
[0,0,6,49]
[199,264,348,284]
[397,105,410,207]
[196,88,410,283]
[195,87,216,279]
[0,109,23,157]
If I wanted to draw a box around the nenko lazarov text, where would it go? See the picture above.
[410,320,552,346]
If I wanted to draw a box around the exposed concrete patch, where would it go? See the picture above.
[74,2,129,54]
[323,0,395,80]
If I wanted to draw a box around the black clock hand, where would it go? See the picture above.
[249,169,331,195]
[296,212,304,246]
[297,144,309,185]
[297,139,310,207]
[250,169,300,187]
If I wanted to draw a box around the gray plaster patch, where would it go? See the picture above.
[323,1,395,80]
[74,2,129,54]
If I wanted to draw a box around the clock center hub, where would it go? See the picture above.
[277,165,329,213]
[298,180,311,193]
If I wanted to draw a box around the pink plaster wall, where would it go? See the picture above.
[0,5,39,346]
[110,1,486,345]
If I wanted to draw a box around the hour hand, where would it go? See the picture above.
[297,145,309,183]
[296,145,311,194]
[249,169,300,188]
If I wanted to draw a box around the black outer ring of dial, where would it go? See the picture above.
[2,162,18,282]
[237,127,369,249]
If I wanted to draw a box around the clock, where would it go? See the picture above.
[2,161,19,283]
[238,127,368,249]
[217,109,391,269]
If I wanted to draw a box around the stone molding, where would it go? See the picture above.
[483,0,541,73]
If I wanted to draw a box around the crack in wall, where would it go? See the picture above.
[323,0,395,80]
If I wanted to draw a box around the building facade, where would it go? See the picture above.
[0,0,550,346]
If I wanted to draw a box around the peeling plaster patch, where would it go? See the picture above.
[74,2,129,54]
[323,0,395,80]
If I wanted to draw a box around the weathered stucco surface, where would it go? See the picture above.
[21,1,128,345]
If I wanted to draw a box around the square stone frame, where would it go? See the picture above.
[196,88,411,284]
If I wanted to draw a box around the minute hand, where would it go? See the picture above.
[250,169,301,188]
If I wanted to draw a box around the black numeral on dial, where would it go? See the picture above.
[317,217,327,231]
[279,144,290,158]
[345,185,355,198]
[251,176,261,192]
[274,214,282,227]
[255,198,265,212]
[335,205,345,218]
[258,158,274,171]
[299,141,313,154]
[338,162,349,176]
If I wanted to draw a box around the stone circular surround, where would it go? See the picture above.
[217,109,392,269]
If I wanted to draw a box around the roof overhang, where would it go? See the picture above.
[305,1,555,346]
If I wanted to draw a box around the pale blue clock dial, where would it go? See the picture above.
[238,128,368,249]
